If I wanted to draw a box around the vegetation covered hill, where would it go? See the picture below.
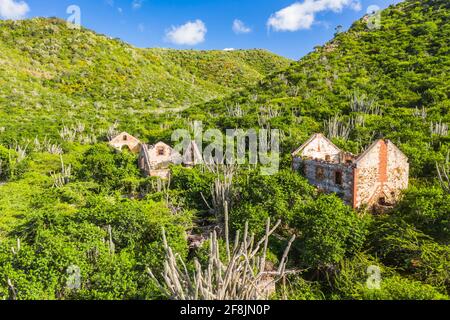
[0,17,291,141]
[0,0,449,300]
[150,48,291,90]
[186,0,450,178]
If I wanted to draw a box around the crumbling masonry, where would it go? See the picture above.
[292,134,409,211]
[109,132,203,179]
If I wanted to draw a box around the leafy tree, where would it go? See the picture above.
[394,186,450,242]
[356,276,448,300]
[0,145,12,181]
[231,169,316,235]
[368,219,450,293]
[292,195,368,269]
[78,144,139,191]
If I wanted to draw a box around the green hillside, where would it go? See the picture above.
[0,0,449,300]
[0,17,291,141]
[185,0,450,178]
[150,48,291,90]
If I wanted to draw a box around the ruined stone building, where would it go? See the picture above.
[108,132,142,153]
[292,133,409,211]
[138,141,203,178]
[109,132,204,179]
[139,142,182,179]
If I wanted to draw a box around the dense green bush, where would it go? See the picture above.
[0,179,190,300]
[367,219,450,293]
[356,276,448,300]
[169,166,214,211]
[0,0,449,300]
[0,145,11,181]
[292,195,368,268]
[78,144,140,191]
[394,186,450,242]
[231,169,316,235]
[331,254,448,300]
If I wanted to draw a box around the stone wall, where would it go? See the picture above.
[354,141,382,208]
[299,135,341,162]
[387,141,409,196]
[293,136,409,211]
[146,142,180,168]
[138,142,182,179]
[303,159,354,205]
[355,140,409,208]
[109,132,141,153]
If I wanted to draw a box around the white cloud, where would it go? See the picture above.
[350,1,362,12]
[132,0,143,10]
[223,48,236,51]
[166,20,207,46]
[138,23,145,32]
[267,0,360,32]
[0,0,29,20]
[232,19,252,34]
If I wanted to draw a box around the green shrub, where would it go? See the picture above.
[292,195,368,268]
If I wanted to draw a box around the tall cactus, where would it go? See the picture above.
[436,153,450,194]
[148,204,296,300]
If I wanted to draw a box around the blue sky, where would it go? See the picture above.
[1,0,403,59]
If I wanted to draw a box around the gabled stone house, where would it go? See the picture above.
[292,133,409,211]
[139,142,183,179]
[109,130,204,179]
[109,132,142,153]
[138,140,204,178]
